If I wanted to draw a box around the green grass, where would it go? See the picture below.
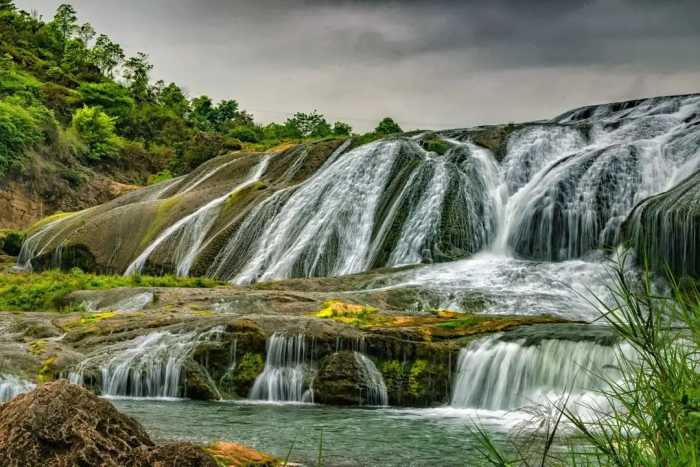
[0,268,223,312]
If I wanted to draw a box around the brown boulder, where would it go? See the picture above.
[0,380,216,467]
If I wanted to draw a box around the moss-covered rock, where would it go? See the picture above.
[314,351,379,406]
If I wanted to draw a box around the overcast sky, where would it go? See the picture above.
[15,0,700,131]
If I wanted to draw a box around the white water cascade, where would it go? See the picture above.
[16,211,82,270]
[249,334,313,402]
[125,155,271,276]
[450,335,629,412]
[353,352,389,406]
[69,327,225,398]
[210,138,498,283]
[0,375,35,402]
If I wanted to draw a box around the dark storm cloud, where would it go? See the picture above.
[14,0,700,130]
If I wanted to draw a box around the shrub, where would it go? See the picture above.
[228,125,259,143]
[78,81,134,119]
[0,98,44,176]
[176,131,241,173]
[0,229,25,256]
[374,117,402,135]
[70,105,123,160]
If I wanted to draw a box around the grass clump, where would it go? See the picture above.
[0,268,222,312]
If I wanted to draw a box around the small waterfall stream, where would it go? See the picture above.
[125,155,271,276]
[0,375,35,402]
[353,352,388,406]
[249,334,312,402]
[450,335,628,412]
[69,327,225,398]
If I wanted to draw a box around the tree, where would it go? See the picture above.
[212,99,239,130]
[375,117,402,135]
[157,82,189,117]
[189,95,215,130]
[286,110,331,138]
[76,22,95,46]
[78,82,134,119]
[90,34,124,77]
[0,0,16,11]
[61,39,89,73]
[71,105,122,160]
[123,52,153,102]
[332,121,352,136]
[52,4,77,53]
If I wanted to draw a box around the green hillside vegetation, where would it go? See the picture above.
[0,1,403,186]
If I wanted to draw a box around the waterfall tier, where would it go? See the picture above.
[68,327,225,398]
[248,334,313,402]
[450,335,629,411]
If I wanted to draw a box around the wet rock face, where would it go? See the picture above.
[625,169,700,278]
[0,380,216,467]
[314,351,373,406]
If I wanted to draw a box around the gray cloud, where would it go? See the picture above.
[14,0,700,130]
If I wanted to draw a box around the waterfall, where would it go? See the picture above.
[16,211,82,270]
[497,95,700,260]
[0,375,35,402]
[69,327,225,398]
[450,336,628,411]
[210,138,498,283]
[124,155,271,276]
[249,334,313,402]
[353,352,388,406]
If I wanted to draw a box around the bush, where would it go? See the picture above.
[0,98,45,176]
[375,117,402,135]
[70,105,123,161]
[78,82,134,120]
[176,131,241,173]
[0,229,25,256]
[228,125,259,143]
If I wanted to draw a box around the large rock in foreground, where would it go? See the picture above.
[0,380,216,467]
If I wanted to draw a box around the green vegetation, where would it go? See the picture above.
[476,260,700,466]
[0,268,221,312]
[0,2,407,185]
[421,135,450,155]
[233,352,265,392]
[0,229,24,255]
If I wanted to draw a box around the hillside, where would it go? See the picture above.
[0,1,381,229]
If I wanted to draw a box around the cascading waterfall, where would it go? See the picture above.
[125,155,271,276]
[497,95,700,260]
[69,327,225,398]
[249,334,313,402]
[353,352,388,406]
[210,138,498,283]
[0,375,35,402]
[450,335,629,412]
